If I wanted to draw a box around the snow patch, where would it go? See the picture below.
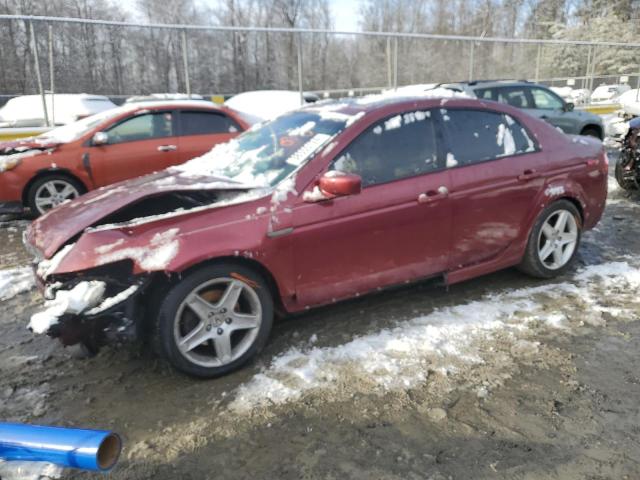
[229,261,640,412]
[545,185,565,197]
[446,153,458,168]
[97,228,180,271]
[0,267,34,301]
[29,281,106,334]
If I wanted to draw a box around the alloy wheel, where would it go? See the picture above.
[536,209,579,270]
[173,277,262,368]
[34,180,80,213]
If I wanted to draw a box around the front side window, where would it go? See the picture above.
[106,112,174,143]
[441,109,537,167]
[531,88,564,110]
[329,110,439,187]
[180,111,240,135]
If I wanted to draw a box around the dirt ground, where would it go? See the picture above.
[1,150,640,480]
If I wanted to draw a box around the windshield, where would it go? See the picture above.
[34,106,128,144]
[176,110,351,187]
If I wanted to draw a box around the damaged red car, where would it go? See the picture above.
[24,95,608,378]
[0,100,247,216]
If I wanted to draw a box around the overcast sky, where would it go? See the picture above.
[119,0,361,31]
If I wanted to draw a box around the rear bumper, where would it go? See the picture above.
[0,200,24,214]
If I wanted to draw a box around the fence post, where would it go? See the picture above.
[297,33,304,105]
[468,41,475,81]
[48,24,55,125]
[393,36,398,91]
[589,46,597,92]
[29,21,50,127]
[181,30,191,97]
[534,44,541,82]
[386,37,392,89]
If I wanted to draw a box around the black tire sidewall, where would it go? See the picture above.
[615,161,637,191]
[157,263,274,378]
[521,200,582,278]
[27,174,84,215]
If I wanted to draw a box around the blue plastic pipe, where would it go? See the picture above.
[0,423,121,471]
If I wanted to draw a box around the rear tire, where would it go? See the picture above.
[155,263,274,378]
[27,174,84,216]
[519,200,582,279]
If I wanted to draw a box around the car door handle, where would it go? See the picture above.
[157,144,177,152]
[418,185,449,203]
[540,115,548,120]
[517,169,541,182]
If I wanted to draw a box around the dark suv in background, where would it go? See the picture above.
[437,80,604,139]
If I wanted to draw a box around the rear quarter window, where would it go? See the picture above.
[180,110,240,135]
[441,109,538,167]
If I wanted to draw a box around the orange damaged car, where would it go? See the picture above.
[0,100,248,215]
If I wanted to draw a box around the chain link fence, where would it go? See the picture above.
[1,14,639,113]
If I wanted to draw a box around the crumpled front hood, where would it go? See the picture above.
[27,169,254,259]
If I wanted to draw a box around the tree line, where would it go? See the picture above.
[0,0,638,97]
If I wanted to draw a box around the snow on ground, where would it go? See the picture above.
[230,261,640,412]
[0,266,34,302]
[0,461,62,480]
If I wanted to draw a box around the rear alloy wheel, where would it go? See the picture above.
[156,264,273,378]
[28,175,83,215]
[519,200,582,278]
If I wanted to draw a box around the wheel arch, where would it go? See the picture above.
[580,123,603,139]
[22,168,88,205]
[141,256,286,332]
[555,195,584,224]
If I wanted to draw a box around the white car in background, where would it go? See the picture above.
[0,94,116,128]
[590,84,631,104]
[619,88,640,117]
[224,90,318,124]
[0,94,117,141]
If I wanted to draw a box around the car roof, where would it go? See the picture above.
[302,93,495,117]
[124,100,225,111]
[447,80,540,90]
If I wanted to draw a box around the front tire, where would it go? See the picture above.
[155,263,274,378]
[27,174,84,216]
[519,200,582,279]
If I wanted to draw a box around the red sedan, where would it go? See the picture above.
[25,95,607,377]
[0,100,248,215]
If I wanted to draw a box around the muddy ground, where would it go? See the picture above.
[1,151,640,480]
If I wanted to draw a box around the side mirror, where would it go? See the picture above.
[304,171,361,202]
[92,131,109,146]
[564,102,575,112]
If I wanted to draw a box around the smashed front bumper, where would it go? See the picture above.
[29,274,151,347]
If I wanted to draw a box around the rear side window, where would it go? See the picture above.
[441,109,537,167]
[494,87,533,109]
[180,111,240,135]
[329,110,439,187]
